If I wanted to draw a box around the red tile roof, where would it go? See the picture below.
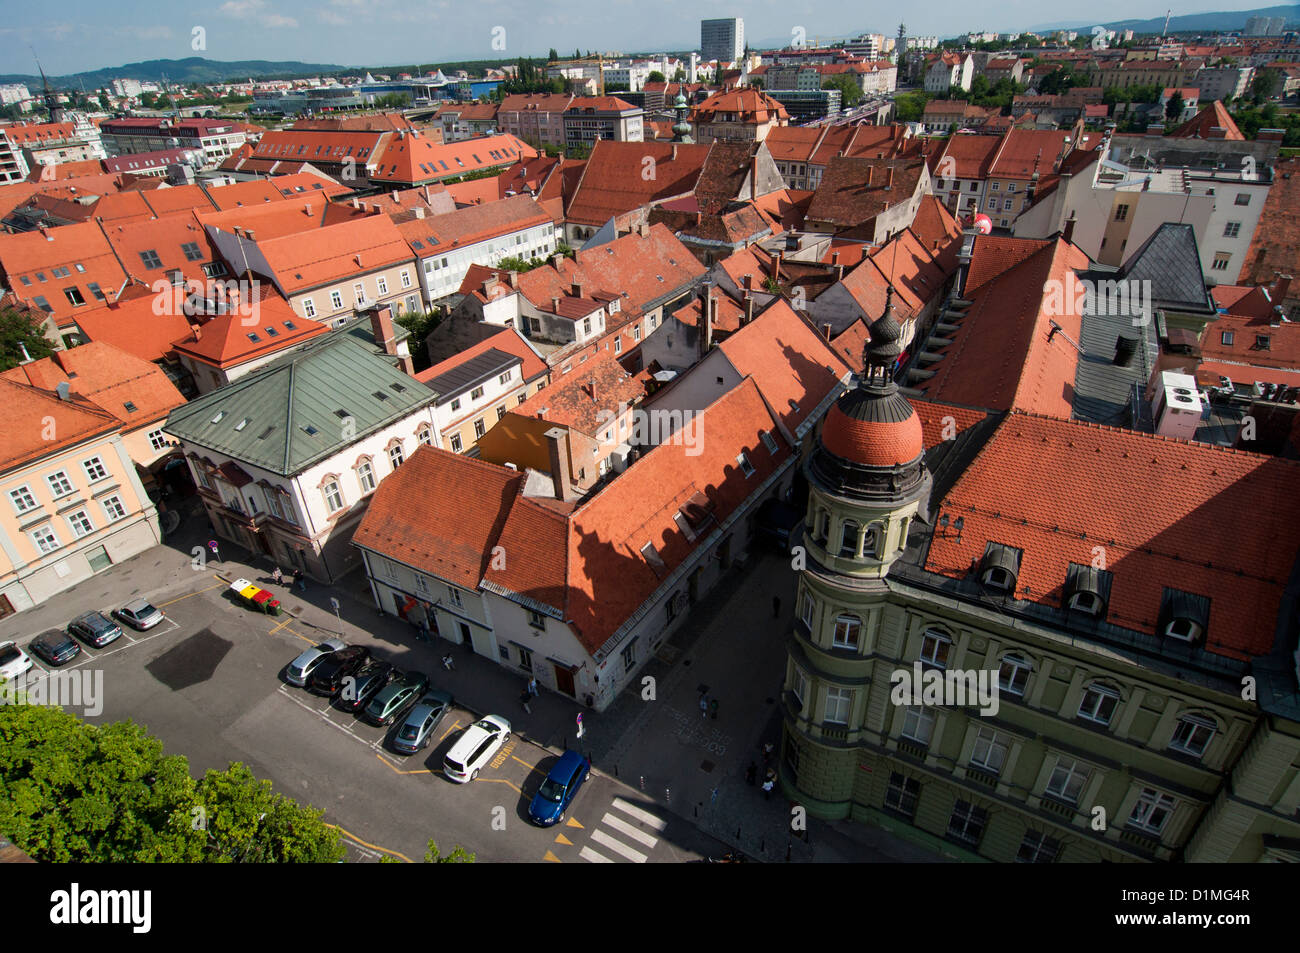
[416,326,548,387]
[934,134,1001,180]
[925,411,1300,659]
[0,221,129,327]
[370,133,536,187]
[690,87,789,124]
[565,141,712,226]
[988,129,1074,181]
[0,377,119,473]
[1241,156,1300,286]
[1168,101,1244,140]
[1,340,185,427]
[805,156,926,230]
[916,237,1090,417]
[170,295,327,368]
[511,347,647,436]
[101,211,218,287]
[398,193,552,254]
[1203,284,1300,371]
[250,214,413,294]
[71,286,197,363]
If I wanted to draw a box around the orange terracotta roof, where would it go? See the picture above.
[1242,156,1300,285]
[511,348,646,436]
[370,133,536,187]
[689,87,789,124]
[101,211,219,286]
[0,377,120,472]
[1168,101,1244,140]
[72,286,197,363]
[170,295,327,368]
[1,340,185,427]
[566,141,711,226]
[925,411,1300,660]
[252,214,413,294]
[0,221,129,327]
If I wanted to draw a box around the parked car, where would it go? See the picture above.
[361,670,430,726]
[29,629,82,667]
[0,641,34,682]
[528,749,592,826]
[443,715,511,783]
[284,638,347,687]
[308,645,372,697]
[391,689,454,754]
[68,611,123,649]
[334,660,397,712]
[113,599,165,631]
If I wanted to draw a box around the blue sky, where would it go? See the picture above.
[0,1,1276,77]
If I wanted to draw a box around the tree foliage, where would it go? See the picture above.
[0,306,55,371]
[822,75,862,108]
[893,90,933,123]
[0,704,345,862]
[425,838,475,863]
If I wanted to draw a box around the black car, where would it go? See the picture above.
[308,645,372,697]
[29,629,82,666]
[335,660,397,712]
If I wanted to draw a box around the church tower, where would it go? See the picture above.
[778,289,932,816]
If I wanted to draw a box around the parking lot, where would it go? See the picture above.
[1,573,724,863]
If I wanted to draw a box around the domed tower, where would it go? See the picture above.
[779,289,932,818]
[672,90,693,143]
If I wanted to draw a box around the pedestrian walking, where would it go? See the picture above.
[745,762,757,786]
[271,566,283,585]
[762,777,775,800]
[417,619,430,643]
[528,675,538,697]
[699,694,709,719]
[762,741,775,763]
[294,569,306,592]
[709,698,719,720]
[519,688,532,714]
[772,595,781,618]
[441,654,455,671]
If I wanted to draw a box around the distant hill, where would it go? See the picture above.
[0,57,348,90]
[1032,4,1299,35]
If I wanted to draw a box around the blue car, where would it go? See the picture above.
[528,750,591,826]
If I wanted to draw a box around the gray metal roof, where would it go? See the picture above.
[1118,223,1216,314]
[164,336,435,476]
[423,348,520,405]
[1072,299,1157,427]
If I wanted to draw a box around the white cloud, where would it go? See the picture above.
[218,0,296,29]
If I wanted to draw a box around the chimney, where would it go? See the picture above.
[423,184,433,204]
[821,323,832,340]
[56,380,71,401]
[370,303,398,356]
[351,197,360,208]
[245,229,256,241]
[771,252,782,280]
[551,295,561,312]
[1062,213,1077,245]
[355,253,363,268]
[587,379,597,400]
[744,295,755,324]
[483,275,499,297]
[671,145,678,161]
[391,190,400,202]
[750,155,758,202]
[543,426,574,500]
[508,271,519,289]
[39,225,51,241]
[304,202,313,215]
[831,251,840,265]
[414,207,425,219]
[835,264,844,281]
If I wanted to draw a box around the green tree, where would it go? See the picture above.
[396,309,441,372]
[673,68,686,82]
[373,92,411,109]
[892,90,933,123]
[1165,93,1184,122]
[0,306,55,370]
[0,704,344,863]
[822,75,862,108]
[1251,69,1282,105]
[425,838,475,863]
[548,48,559,63]
[647,70,666,84]
[140,90,158,109]
[97,91,111,111]
[156,93,173,109]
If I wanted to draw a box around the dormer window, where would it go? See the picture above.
[1159,588,1210,643]
[979,543,1021,593]
[1064,563,1111,619]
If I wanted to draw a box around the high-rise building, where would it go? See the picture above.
[1244,15,1286,36]
[701,18,744,66]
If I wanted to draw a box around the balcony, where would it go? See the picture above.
[965,766,999,789]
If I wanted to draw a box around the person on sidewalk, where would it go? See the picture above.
[709,698,719,720]
[441,654,455,671]
[417,619,430,643]
[519,688,532,715]
[271,566,283,586]
[762,777,775,800]
[699,694,709,719]
[527,675,538,697]
[294,569,306,592]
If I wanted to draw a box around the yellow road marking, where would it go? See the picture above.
[543,850,562,862]
[375,753,434,776]
[268,616,296,635]
[477,777,522,794]
[565,817,584,829]
[157,581,225,607]
[554,832,573,846]
[437,720,462,743]
[512,754,543,775]
[323,823,412,863]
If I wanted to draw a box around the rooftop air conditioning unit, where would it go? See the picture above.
[1154,370,1203,440]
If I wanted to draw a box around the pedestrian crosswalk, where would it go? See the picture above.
[578,797,668,863]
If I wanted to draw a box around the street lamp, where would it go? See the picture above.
[329,597,342,634]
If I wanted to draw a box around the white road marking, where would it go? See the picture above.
[590,828,648,863]
[600,812,659,848]
[611,797,668,831]
[579,846,613,863]
[277,685,383,750]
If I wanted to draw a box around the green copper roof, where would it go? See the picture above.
[164,336,435,476]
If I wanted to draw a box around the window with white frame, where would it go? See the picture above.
[66,509,94,538]
[450,433,463,453]
[900,705,935,745]
[148,428,168,452]
[1077,682,1120,725]
[498,370,512,385]
[970,726,1009,775]
[791,667,808,709]
[418,426,433,447]
[354,282,365,302]
[1223,221,1241,238]
[824,687,852,725]
[1045,756,1090,804]
[736,452,755,477]
[356,460,376,493]
[1128,787,1176,835]
[415,574,431,596]
[832,614,862,649]
[388,443,404,468]
[1016,831,1061,863]
[947,800,987,845]
[322,480,344,513]
[377,276,388,295]
[1169,713,1216,757]
[799,590,814,628]
[46,470,74,498]
[30,524,60,554]
[447,585,463,608]
[303,298,317,318]
[400,270,412,288]
[470,386,484,400]
[9,485,37,514]
[330,290,343,310]
[998,654,1031,696]
[82,457,108,482]
[920,628,952,669]
[473,419,486,439]
[101,495,127,521]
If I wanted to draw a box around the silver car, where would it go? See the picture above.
[285,638,347,687]
[391,689,454,754]
[114,598,165,631]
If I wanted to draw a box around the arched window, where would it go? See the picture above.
[832,614,862,649]
[417,425,434,447]
[839,519,860,557]
[862,522,883,559]
[816,509,830,543]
